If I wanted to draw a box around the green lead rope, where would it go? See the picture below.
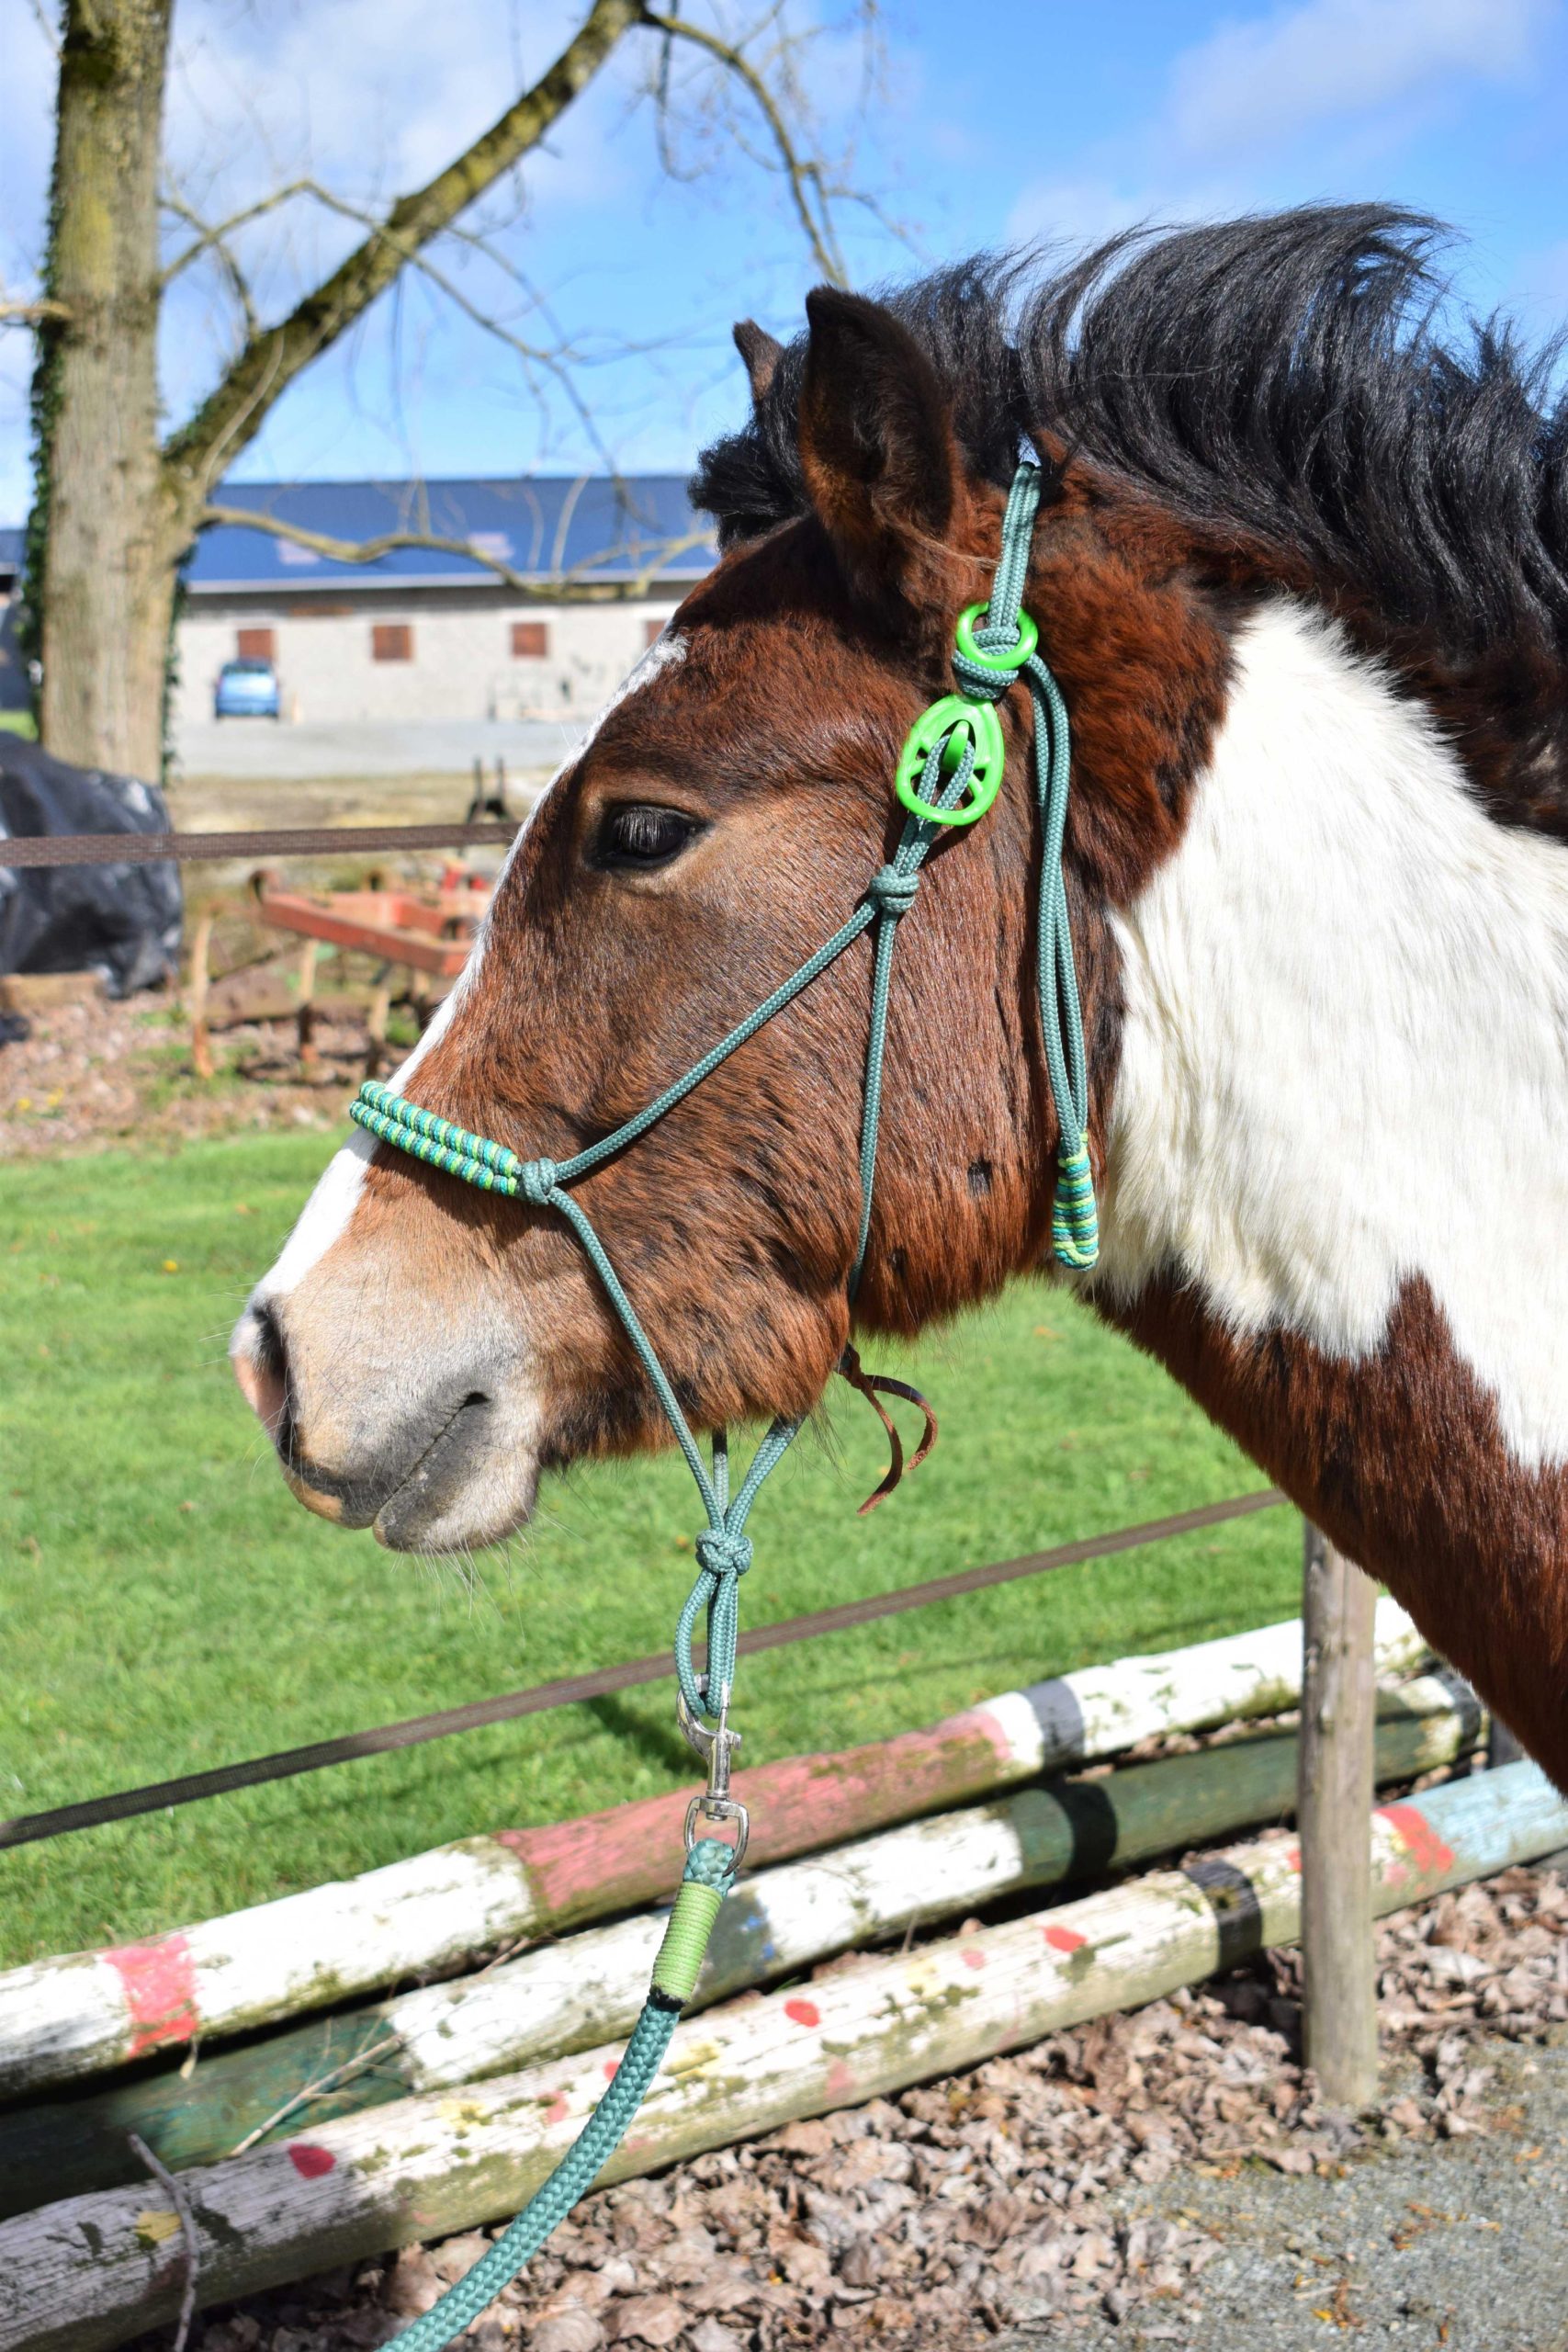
[388,1838,736,2352]
[347,460,1097,2350]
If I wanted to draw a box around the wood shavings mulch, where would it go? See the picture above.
[0,994,362,1159]
[145,1860,1568,2352]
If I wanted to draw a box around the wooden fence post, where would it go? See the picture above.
[186,904,215,1082]
[1299,1521,1380,2108]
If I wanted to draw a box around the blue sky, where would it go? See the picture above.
[4,0,1568,525]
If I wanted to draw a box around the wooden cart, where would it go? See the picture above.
[188,868,491,1080]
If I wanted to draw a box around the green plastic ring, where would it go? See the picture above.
[894,695,1005,826]
[954,601,1038,673]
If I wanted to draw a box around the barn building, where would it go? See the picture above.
[173,475,717,730]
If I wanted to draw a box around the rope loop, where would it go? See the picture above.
[866,865,920,920]
[518,1158,558,1205]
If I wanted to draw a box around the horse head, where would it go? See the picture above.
[231,285,1188,1551]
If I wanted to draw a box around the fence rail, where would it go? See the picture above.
[0,820,521,869]
[0,1488,1285,1851]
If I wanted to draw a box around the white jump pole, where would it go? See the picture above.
[1299,1521,1380,2108]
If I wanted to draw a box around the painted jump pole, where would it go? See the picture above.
[6,1763,1562,2352]
[1299,1524,1380,2108]
[0,1600,1430,2101]
[0,1673,1480,2217]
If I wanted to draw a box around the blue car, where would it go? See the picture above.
[214,658,281,718]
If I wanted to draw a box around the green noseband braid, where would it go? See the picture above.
[347,460,1097,2350]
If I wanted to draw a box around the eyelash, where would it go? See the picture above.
[593,804,705,870]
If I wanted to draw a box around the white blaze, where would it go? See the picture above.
[235,632,690,1325]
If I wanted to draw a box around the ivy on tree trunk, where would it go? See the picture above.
[31,0,179,783]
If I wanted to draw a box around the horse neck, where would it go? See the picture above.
[1083,594,1568,1779]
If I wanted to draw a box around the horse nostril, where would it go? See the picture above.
[233,1302,290,1444]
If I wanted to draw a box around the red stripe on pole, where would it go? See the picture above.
[500,1709,1016,1925]
[101,1934,197,2057]
[1378,1800,1457,1883]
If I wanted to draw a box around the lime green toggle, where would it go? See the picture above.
[894,695,1005,826]
[650,1879,725,2004]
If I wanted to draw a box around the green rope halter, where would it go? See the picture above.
[349,460,1095,2349]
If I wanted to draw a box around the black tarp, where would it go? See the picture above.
[0,738,182,998]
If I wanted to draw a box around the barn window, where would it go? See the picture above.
[236,628,275,661]
[511,620,549,659]
[372,623,413,663]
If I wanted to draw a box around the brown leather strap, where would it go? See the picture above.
[838,1343,940,1514]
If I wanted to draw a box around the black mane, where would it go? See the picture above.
[693,206,1568,686]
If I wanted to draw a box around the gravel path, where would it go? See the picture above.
[174,717,570,782]
[1001,2032,1568,2351]
[144,1858,1568,2352]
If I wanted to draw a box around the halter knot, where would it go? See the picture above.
[518,1158,558,1204]
[951,644,1018,701]
[866,865,919,920]
[694,1527,753,1582]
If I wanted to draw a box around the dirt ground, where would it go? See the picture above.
[1,756,547,1159]
[0,987,368,1159]
[132,1860,1568,2352]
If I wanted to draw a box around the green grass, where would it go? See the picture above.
[0,1133,1298,1966]
[0,711,38,740]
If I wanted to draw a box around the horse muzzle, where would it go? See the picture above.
[230,1294,543,1552]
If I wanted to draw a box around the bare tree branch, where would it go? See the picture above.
[161,0,646,500]
[25,0,59,57]
[231,177,625,473]
[638,6,848,285]
[159,178,321,291]
[161,187,258,341]
[0,289,71,325]
[198,503,712,598]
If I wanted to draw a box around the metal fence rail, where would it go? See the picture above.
[0,1489,1285,1850]
[0,820,521,869]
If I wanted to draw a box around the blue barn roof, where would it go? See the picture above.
[186,475,716,594]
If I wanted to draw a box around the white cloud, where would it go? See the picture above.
[999,0,1557,282]
[1168,0,1551,162]
[1004,175,1151,254]
[1003,175,1231,255]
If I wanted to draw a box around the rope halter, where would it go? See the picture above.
[351,460,1100,2350]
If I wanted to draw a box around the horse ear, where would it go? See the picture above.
[733,319,784,402]
[797,285,958,607]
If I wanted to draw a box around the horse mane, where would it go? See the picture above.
[693,205,1568,706]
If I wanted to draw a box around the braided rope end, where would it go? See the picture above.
[1051,1142,1100,1269]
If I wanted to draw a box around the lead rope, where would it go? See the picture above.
[348,460,1095,2349]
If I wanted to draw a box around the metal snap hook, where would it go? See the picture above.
[677,1683,749,1869]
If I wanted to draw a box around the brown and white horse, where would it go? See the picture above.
[233,208,1568,1789]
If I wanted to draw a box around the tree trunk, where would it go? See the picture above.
[35,0,180,781]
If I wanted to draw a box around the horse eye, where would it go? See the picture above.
[593,804,705,871]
